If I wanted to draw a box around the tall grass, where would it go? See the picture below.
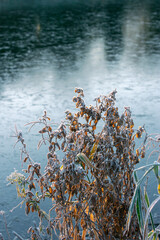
[126,133,160,240]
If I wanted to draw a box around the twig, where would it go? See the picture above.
[0,211,11,240]
[10,200,25,213]
[12,231,24,240]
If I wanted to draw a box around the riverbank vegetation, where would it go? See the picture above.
[1,88,160,239]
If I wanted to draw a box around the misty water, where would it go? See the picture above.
[0,0,160,238]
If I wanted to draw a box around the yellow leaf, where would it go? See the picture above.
[60,165,63,171]
[68,192,72,202]
[40,185,43,193]
[24,157,28,162]
[74,207,77,216]
[136,149,140,156]
[85,206,89,215]
[48,126,52,131]
[92,125,96,131]
[158,183,160,194]
[82,228,86,240]
[90,139,99,160]
[16,185,26,198]
[69,205,73,211]
[49,186,52,194]
[16,185,21,197]
[90,213,94,222]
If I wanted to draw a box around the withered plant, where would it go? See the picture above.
[8,88,146,239]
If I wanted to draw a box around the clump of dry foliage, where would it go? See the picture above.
[8,88,146,239]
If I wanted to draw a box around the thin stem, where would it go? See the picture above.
[2,213,11,240]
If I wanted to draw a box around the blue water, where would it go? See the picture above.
[0,0,160,238]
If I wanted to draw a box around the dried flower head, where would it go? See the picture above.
[7,169,25,184]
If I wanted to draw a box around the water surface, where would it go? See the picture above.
[0,0,160,237]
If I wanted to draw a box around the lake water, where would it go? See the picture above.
[0,0,160,238]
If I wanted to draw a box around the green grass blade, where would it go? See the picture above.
[77,153,96,170]
[134,171,139,183]
[137,166,154,186]
[153,233,158,240]
[148,230,154,239]
[126,186,138,232]
[136,196,142,232]
[134,172,144,233]
[136,187,144,234]
[153,165,159,179]
[134,163,160,172]
[127,167,154,233]
[143,195,160,240]
[147,230,157,240]
[144,188,155,231]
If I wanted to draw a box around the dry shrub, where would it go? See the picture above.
[9,88,145,240]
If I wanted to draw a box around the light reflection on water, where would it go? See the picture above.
[0,0,160,237]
